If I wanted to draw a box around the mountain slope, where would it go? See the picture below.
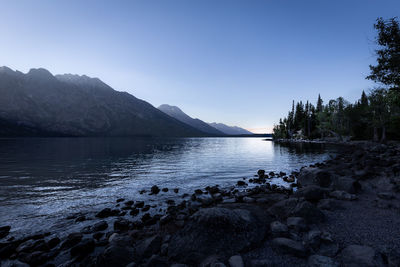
[0,67,205,137]
[208,122,253,135]
[158,104,225,135]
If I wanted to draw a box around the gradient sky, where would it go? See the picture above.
[1,0,399,133]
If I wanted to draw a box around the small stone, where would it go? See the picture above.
[125,200,134,206]
[162,188,169,192]
[114,218,130,231]
[70,238,95,257]
[135,201,145,208]
[329,191,357,201]
[151,185,160,194]
[237,181,247,186]
[75,215,86,222]
[195,189,203,195]
[47,237,60,249]
[228,255,244,267]
[340,245,381,267]
[0,226,11,239]
[243,197,255,203]
[308,254,339,267]
[173,188,179,193]
[116,198,125,203]
[377,192,395,200]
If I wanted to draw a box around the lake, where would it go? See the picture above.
[0,137,337,237]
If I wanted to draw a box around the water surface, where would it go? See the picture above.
[0,137,336,237]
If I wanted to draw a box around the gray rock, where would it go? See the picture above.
[270,221,288,237]
[329,191,357,201]
[228,255,244,267]
[333,177,361,194]
[308,254,339,267]
[294,185,327,201]
[340,245,383,267]
[0,226,11,239]
[286,217,307,232]
[168,206,268,264]
[377,192,395,200]
[0,260,30,267]
[297,169,333,188]
[96,244,135,267]
[114,218,130,231]
[317,199,344,210]
[70,238,95,258]
[272,237,307,257]
[306,230,322,251]
[317,243,339,257]
[93,221,108,232]
[134,235,162,259]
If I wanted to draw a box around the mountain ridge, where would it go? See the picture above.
[0,67,206,137]
[158,104,225,135]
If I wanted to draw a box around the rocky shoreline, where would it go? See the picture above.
[1,141,400,267]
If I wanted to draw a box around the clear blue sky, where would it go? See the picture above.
[1,0,399,133]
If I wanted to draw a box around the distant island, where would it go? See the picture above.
[0,67,257,138]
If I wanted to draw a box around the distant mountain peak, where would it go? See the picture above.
[208,122,253,135]
[55,73,110,89]
[27,68,54,78]
[158,104,225,136]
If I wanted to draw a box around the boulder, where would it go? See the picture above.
[93,221,108,232]
[168,206,268,264]
[291,201,325,223]
[340,245,383,267]
[332,177,361,194]
[308,254,339,267]
[61,233,83,249]
[286,217,307,232]
[0,226,11,239]
[134,235,162,259]
[297,169,333,188]
[294,185,327,201]
[96,208,118,218]
[114,218,130,231]
[270,221,288,237]
[70,238,95,258]
[271,237,307,257]
[96,244,135,267]
[317,199,344,211]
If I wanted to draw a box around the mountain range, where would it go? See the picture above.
[0,66,254,137]
[0,67,204,137]
[158,104,253,135]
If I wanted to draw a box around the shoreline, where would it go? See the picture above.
[1,141,399,266]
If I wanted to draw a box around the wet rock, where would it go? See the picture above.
[237,181,247,186]
[130,208,140,216]
[257,170,265,178]
[93,232,104,240]
[286,217,307,232]
[228,255,244,267]
[96,208,119,218]
[19,251,50,266]
[75,215,86,222]
[47,237,60,249]
[270,221,288,237]
[308,254,339,267]
[135,201,145,208]
[329,191,357,201]
[61,233,83,249]
[294,185,327,201]
[114,218,130,232]
[243,197,255,203]
[272,237,307,257]
[93,221,108,232]
[340,245,383,267]
[0,226,11,239]
[142,205,151,212]
[125,200,134,206]
[70,238,95,258]
[151,185,160,195]
[134,235,162,259]
[173,188,179,193]
[162,187,169,192]
[168,206,268,264]
[116,198,125,203]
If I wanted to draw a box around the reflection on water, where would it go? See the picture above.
[0,137,337,236]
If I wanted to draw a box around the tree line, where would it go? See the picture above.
[273,17,400,142]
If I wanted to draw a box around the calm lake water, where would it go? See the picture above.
[0,137,337,237]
